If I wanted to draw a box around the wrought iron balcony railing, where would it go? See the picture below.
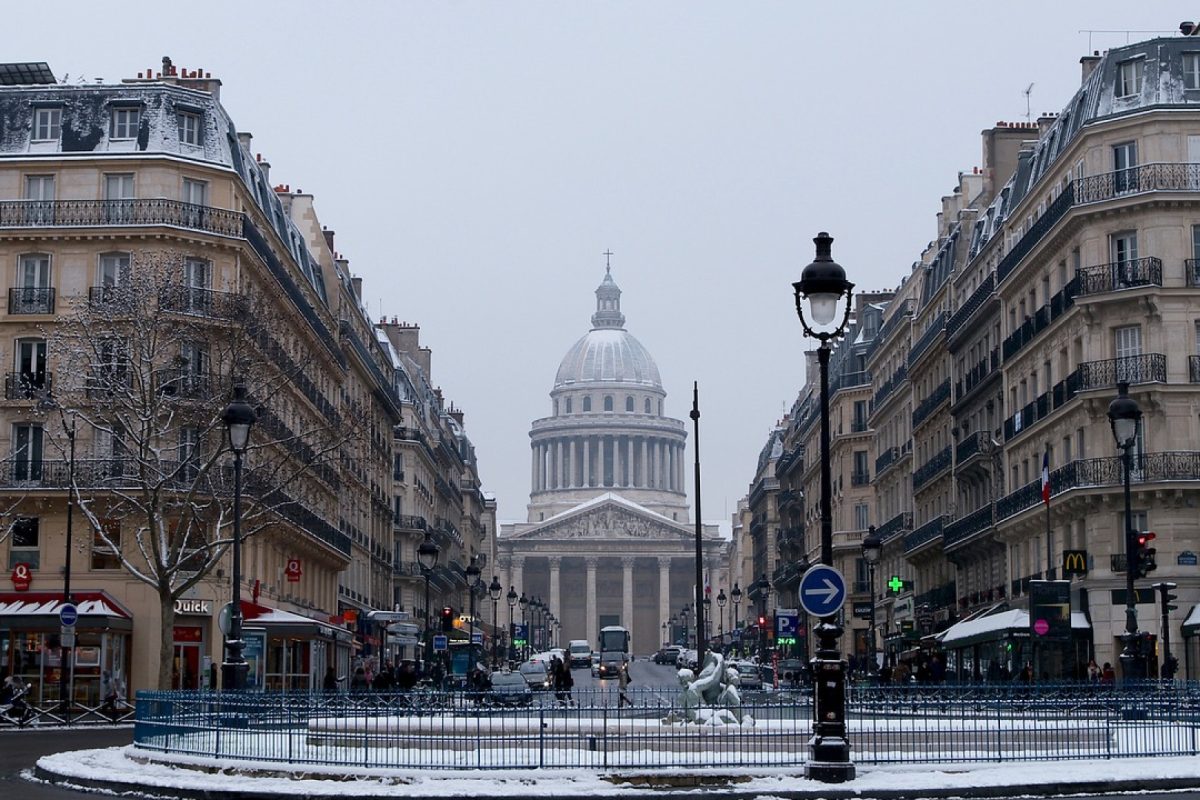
[904,515,945,553]
[912,446,952,492]
[1192,355,1200,383]
[955,431,985,465]
[394,514,428,532]
[996,182,1075,285]
[1075,257,1162,297]
[1187,258,1200,288]
[1068,354,1165,393]
[875,511,912,543]
[943,503,994,548]
[0,198,243,236]
[850,471,871,487]
[872,364,908,411]
[997,451,1200,522]
[8,287,55,315]
[955,349,999,403]
[1002,279,1077,364]
[4,371,50,400]
[154,368,217,401]
[907,313,946,368]
[158,285,248,319]
[912,379,951,430]
[947,273,995,338]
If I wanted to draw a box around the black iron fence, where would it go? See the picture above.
[1076,257,1162,296]
[130,683,1200,770]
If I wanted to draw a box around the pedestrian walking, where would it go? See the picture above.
[618,659,633,707]
[1086,659,1100,683]
[1100,662,1116,684]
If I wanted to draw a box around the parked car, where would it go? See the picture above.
[653,645,681,665]
[518,660,552,690]
[487,671,533,706]
[568,640,593,668]
[732,661,762,690]
[778,658,806,687]
[674,648,698,670]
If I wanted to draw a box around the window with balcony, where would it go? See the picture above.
[1114,325,1142,359]
[22,174,54,225]
[32,107,61,141]
[178,426,200,481]
[11,339,46,400]
[854,503,869,530]
[1113,142,1138,194]
[110,106,140,140]
[8,517,39,569]
[177,111,201,146]
[1186,53,1200,90]
[11,424,43,482]
[91,519,122,570]
[1116,58,1144,97]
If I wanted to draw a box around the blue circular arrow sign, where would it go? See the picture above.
[59,602,79,627]
[798,564,847,618]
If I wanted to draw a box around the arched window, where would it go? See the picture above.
[625,396,634,412]
[565,397,573,414]
[604,396,613,412]
[583,396,592,412]
[644,398,651,414]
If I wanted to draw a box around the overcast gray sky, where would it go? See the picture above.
[10,2,1187,525]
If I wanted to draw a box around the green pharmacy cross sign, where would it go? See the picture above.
[887,575,905,593]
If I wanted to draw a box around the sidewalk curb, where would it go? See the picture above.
[32,761,1200,800]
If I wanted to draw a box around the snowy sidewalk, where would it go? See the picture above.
[31,745,1200,799]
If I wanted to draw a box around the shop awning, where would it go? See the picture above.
[241,600,353,643]
[940,608,1089,649]
[0,590,133,631]
[1182,604,1200,635]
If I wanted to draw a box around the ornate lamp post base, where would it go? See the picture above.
[805,620,854,782]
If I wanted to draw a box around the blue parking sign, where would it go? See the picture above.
[775,610,798,637]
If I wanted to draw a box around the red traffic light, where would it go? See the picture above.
[441,607,453,618]
[757,615,767,627]
[1137,532,1156,546]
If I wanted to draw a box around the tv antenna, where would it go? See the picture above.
[1024,83,1034,123]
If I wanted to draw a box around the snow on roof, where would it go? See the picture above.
[939,607,1089,647]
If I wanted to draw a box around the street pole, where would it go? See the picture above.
[1109,383,1143,682]
[59,414,75,719]
[794,232,855,782]
[690,383,706,667]
[220,386,256,692]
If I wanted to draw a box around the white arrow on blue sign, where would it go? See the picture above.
[433,635,448,652]
[59,603,79,627]
[798,564,847,618]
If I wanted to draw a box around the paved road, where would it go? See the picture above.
[0,726,132,798]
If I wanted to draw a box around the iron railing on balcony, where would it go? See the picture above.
[850,471,871,487]
[874,298,913,349]
[943,504,994,548]
[907,313,946,368]
[875,511,912,543]
[912,446,952,492]
[903,515,945,553]
[997,451,1200,522]
[996,182,1075,285]
[955,349,999,402]
[912,379,951,430]
[1004,390,1051,441]
[872,364,907,410]
[158,285,247,319]
[153,368,217,401]
[1069,354,1166,392]
[87,285,136,312]
[875,446,898,477]
[1191,355,1200,383]
[946,273,995,337]
[1002,280,1078,364]
[1187,258,1200,287]
[1075,257,1162,297]
[8,287,55,315]
[394,514,428,532]
[4,371,50,400]
[914,582,957,612]
[834,370,871,392]
[0,198,243,236]
[850,418,869,433]
[1076,162,1200,203]
[955,431,985,465]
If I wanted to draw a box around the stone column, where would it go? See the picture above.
[583,438,591,487]
[555,439,564,489]
[531,446,538,494]
[627,438,635,488]
[511,556,525,598]
[658,556,672,642]
[641,438,648,488]
[548,556,562,621]
[614,435,623,487]
[569,439,577,488]
[586,557,599,645]
[622,556,636,647]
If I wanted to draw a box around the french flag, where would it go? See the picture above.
[1041,450,1051,506]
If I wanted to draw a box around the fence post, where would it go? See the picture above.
[539,706,545,769]
[603,704,608,770]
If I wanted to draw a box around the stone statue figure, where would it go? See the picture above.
[664,651,751,727]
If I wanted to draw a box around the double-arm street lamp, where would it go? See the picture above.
[731,583,742,655]
[518,592,529,660]
[717,589,727,642]
[221,386,257,691]
[862,526,882,677]
[1109,382,1144,681]
[489,576,503,669]
[794,232,856,781]
[417,529,440,665]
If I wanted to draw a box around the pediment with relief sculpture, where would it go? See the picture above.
[507,494,691,542]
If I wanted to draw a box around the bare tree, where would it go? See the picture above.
[41,248,360,689]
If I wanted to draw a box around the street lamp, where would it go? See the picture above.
[862,526,882,678]
[1109,381,1144,682]
[795,553,811,662]
[506,585,518,664]
[489,575,502,669]
[220,385,257,691]
[417,529,440,666]
[669,614,678,645]
[465,556,481,660]
[681,604,691,650]
[519,592,529,660]
[731,583,742,655]
[794,231,856,782]
[717,589,727,642]
[754,573,771,662]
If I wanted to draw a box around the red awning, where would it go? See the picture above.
[0,590,133,631]
[239,600,352,643]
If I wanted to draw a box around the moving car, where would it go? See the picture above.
[733,661,762,690]
[653,645,681,665]
[595,650,625,679]
[518,660,552,690]
[487,671,533,706]
[568,640,592,668]
[674,648,698,670]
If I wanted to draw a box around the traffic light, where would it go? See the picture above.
[1135,532,1157,577]
[1162,586,1179,613]
[757,614,767,628]
[440,606,454,632]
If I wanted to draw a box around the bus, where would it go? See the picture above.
[596,625,630,678]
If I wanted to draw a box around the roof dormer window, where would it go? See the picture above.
[110,106,140,140]
[1185,53,1200,90]
[32,106,60,142]
[1116,58,1144,98]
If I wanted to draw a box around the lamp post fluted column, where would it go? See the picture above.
[221,386,257,691]
[1109,382,1144,681]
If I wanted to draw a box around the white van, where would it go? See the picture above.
[567,639,592,668]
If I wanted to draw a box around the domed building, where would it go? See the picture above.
[498,267,726,655]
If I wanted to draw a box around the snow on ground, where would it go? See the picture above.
[34,745,1200,798]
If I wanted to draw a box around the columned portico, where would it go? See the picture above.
[585,557,598,646]
[622,556,635,645]
[548,556,562,620]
